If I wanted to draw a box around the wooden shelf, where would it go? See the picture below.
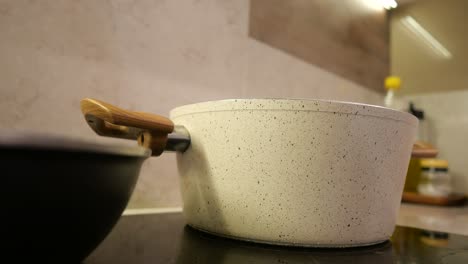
[402,192,466,206]
[412,141,438,158]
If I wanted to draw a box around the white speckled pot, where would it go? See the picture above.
[170,99,418,247]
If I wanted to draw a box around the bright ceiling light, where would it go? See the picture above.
[380,0,398,10]
[360,0,398,12]
[401,16,452,59]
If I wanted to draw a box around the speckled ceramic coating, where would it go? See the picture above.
[170,99,418,247]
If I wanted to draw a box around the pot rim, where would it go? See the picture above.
[0,129,151,158]
[170,98,418,125]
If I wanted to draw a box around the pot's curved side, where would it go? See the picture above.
[172,102,417,247]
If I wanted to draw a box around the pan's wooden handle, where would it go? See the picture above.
[80,98,174,156]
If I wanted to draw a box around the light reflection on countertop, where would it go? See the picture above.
[397,203,468,236]
[86,212,468,264]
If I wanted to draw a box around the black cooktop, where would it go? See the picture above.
[84,212,468,264]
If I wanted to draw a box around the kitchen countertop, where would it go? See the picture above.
[397,203,468,236]
[84,212,468,264]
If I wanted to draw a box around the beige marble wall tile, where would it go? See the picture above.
[0,0,383,209]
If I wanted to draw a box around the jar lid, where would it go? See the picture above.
[420,159,448,169]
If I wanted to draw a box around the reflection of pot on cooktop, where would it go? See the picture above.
[175,226,394,264]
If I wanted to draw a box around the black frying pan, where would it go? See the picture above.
[1,132,150,263]
[1,99,190,262]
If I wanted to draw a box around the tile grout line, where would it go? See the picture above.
[123,207,183,216]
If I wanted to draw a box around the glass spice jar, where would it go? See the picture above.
[417,159,452,197]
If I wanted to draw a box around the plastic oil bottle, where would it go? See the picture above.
[384,76,407,111]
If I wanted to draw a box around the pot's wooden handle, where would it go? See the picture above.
[81,98,174,133]
[80,98,174,156]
